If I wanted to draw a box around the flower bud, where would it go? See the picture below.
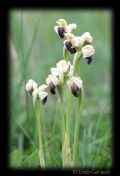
[46,74,59,94]
[26,79,37,95]
[67,77,82,97]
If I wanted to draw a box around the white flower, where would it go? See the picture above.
[32,84,48,105]
[67,77,82,97]
[80,32,93,44]
[46,74,59,94]
[51,60,71,85]
[54,19,77,38]
[82,45,95,58]
[26,79,37,95]
[56,60,71,73]
[65,32,93,49]
[46,74,59,86]
[67,77,82,90]
[56,19,77,32]
[64,33,82,48]
[51,60,71,77]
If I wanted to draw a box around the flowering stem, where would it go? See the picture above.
[73,97,81,166]
[66,90,71,140]
[60,89,65,146]
[73,52,83,166]
[63,90,72,167]
[33,98,45,167]
[73,86,84,166]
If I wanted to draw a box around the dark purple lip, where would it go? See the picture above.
[65,40,76,54]
[49,82,56,95]
[71,84,80,97]
[42,96,48,105]
[85,56,92,64]
[57,27,65,39]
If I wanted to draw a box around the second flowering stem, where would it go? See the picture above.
[33,97,45,168]
[60,88,65,146]
[66,90,71,140]
[73,85,84,166]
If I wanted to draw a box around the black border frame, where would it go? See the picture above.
[0,2,119,175]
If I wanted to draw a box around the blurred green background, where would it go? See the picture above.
[9,9,112,168]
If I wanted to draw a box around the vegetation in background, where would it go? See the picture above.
[9,10,112,168]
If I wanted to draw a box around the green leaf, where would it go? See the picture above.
[10,150,23,168]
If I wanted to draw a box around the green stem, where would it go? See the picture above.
[60,89,65,146]
[63,45,68,61]
[34,99,45,167]
[73,97,81,166]
[62,90,72,167]
[72,84,85,166]
[73,51,82,76]
[66,90,71,140]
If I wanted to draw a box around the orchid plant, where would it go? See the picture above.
[26,18,95,168]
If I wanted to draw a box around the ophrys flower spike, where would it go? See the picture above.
[25,18,95,168]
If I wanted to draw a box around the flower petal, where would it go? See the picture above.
[46,74,59,86]
[65,23,77,32]
[26,79,37,92]
[82,45,95,58]
[54,26,58,33]
[57,19,67,27]
[39,91,48,101]
[51,68,59,76]
[38,84,48,92]
[80,32,93,44]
